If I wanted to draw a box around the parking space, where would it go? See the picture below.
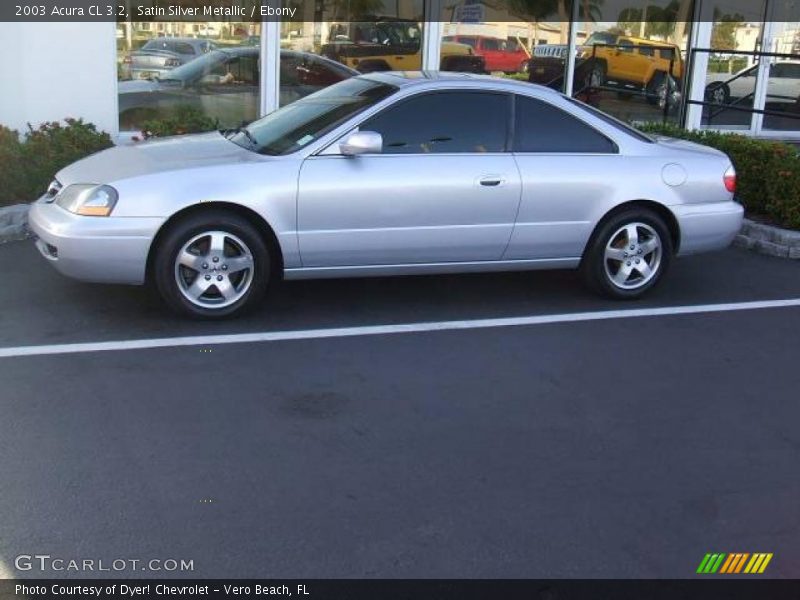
[3,239,800,348]
[1,238,800,579]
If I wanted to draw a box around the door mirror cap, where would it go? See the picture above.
[340,131,383,156]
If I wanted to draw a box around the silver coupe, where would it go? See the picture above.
[29,72,743,318]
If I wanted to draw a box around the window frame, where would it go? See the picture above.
[511,94,620,155]
[332,89,515,156]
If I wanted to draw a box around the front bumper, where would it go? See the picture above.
[672,200,744,256]
[28,199,164,285]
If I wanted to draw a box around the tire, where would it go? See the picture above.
[580,209,673,300]
[153,209,271,319]
[705,81,730,105]
[518,59,530,74]
[645,72,666,106]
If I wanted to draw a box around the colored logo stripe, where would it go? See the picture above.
[697,553,726,573]
[698,553,773,574]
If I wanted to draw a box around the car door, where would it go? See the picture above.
[506,94,621,260]
[610,38,636,82]
[296,90,521,267]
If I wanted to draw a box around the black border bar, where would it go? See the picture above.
[3,580,800,600]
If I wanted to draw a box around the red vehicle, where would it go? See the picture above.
[443,35,530,73]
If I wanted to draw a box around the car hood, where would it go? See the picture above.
[56,132,260,185]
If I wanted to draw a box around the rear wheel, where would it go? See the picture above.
[580,209,673,299]
[153,210,270,318]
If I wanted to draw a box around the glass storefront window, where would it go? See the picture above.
[762,13,800,132]
[279,0,425,106]
[117,21,262,131]
[699,0,767,128]
[572,0,694,125]
[442,2,573,91]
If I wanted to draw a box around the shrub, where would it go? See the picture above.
[637,122,800,230]
[0,126,27,206]
[23,119,114,199]
[140,105,219,139]
[0,119,113,207]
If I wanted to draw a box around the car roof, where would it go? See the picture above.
[359,70,562,96]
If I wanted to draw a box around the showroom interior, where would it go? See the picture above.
[0,0,798,142]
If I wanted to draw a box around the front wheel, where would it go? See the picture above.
[153,210,271,318]
[580,210,673,300]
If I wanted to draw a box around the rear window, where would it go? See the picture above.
[564,96,654,143]
[514,95,616,153]
[173,42,196,55]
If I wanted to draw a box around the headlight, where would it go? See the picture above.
[55,184,118,217]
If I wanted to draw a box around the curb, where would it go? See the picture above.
[0,203,31,244]
[733,218,800,259]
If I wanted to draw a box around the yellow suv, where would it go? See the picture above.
[579,32,683,104]
[321,19,485,74]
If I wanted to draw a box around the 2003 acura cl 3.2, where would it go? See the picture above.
[29,72,743,318]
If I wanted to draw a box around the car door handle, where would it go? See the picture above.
[479,176,505,187]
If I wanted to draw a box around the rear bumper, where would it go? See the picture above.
[28,199,163,285]
[673,200,744,256]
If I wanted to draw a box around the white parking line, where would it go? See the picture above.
[0,298,799,359]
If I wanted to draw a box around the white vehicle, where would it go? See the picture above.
[705,61,800,106]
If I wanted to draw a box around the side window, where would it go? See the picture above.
[482,38,500,51]
[361,92,509,154]
[660,47,676,61]
[638,46,655,57]
[513,95,616,154]
[618,39,634,53]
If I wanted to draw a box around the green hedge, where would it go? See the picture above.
[637,123,800,230]
[0,119,113,207]
[139,105,219,139]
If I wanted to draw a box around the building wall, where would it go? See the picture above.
[0,22,118,135]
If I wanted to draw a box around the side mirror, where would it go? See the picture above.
[340,130,382,156]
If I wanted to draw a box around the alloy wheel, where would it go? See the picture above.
[174,230,255,309]
[603,222,663,290]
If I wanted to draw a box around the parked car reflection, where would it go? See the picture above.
[120,37,216,81]
[118,48,359,130]
[705,60,800,109]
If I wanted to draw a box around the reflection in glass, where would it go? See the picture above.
[442,1,574,91]
[762,23,800,132]
[700,0,766,128]
[116,21,262,131]
[571,0,694,125]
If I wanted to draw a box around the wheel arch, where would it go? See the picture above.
[145,202,284,283]
[582,200,681,262]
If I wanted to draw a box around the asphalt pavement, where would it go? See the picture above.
[0,239,799,579]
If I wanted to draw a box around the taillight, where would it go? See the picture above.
[723,165,736,193]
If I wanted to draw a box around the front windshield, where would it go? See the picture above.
[585,32,618,46]
[227,78,398,156]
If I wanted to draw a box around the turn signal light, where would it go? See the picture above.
[723,166,736,194]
